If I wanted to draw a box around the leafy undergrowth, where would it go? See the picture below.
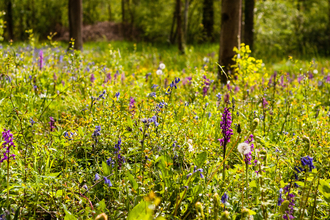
[0,41,330,220]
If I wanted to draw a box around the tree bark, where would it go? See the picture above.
[5,0,14,40]
[69,0,83,50]
[244,0,254,51]
[108,2,112,21]
[122,0,126,23]
[202,0,214,41]
[218,0,241,83]
[183,0,189,43]
[176,0,185,54]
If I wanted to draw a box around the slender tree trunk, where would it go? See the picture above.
[328,0,330,54]
[6,0,14,40]
[122,0,126,23]
[108,2,112,21]
[202,0,214,41]
[218,0,241,83]
[176,0,185,54]
[170,7,176,44]
[183,0,189,43]
[244,0,255,51]
[69,0,83,50]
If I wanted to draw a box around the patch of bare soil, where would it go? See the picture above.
[54,21,140,42]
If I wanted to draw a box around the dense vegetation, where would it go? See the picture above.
[1,1,330,219]
[1,0,330,57]
[1,31,330,219]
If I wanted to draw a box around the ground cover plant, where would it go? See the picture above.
[1,36,330,220]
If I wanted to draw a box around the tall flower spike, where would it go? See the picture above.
[218,107,233,147]
[1,129,16,163]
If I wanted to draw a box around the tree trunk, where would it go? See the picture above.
[170,7,176,44]
[108,2,112,21]
[6,0,14,40]
[122,0,126,23]
[244,0,254,51]
[183,0,189,43]
[69,0,83,50]
[202,0,214,41]
[176,0,185,54]
[218,0,241,83]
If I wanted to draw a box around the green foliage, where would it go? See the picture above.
[0,40,330,219]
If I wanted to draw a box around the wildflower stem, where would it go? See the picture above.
[207,134,241,186]
[7,157,10,218]
[310,179,320,220]
[245,162,248,204]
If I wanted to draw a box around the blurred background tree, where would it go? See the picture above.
[0,0,329,59]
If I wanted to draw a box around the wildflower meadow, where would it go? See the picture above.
[1,30,330,220]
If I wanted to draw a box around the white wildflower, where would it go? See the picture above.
[188,139,194,152]
[313,69,318,74]
[159,63,166,70]
[203,57,209,63]
[237,142,251,155]
[156,69,163,75]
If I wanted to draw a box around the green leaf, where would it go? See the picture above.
[102,161,110,175]
[97,199,106,212]
[195,152,207,167]
[127,200,152,220]
[56,190,63,198]
[63,204,77,220]
[127,173,138,190]
[250,180,257,188]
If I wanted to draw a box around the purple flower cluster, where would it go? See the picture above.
[1,129,16,163]
[114,138,125,169]
[218,107,233,148]
[39,50,43,70]
[277,188,284,206]
[187,166,204,179]
[129,97,135,110]
[148,115,159,127]
[202,75,210,97]
[283,188,295,220]
[90,73,95,83]
[301,156,315,172]
[92,126,101,143]
[221,193,228,204]
[49,117,55,131]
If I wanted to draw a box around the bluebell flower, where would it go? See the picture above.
[107,158,115,167]
[149,92,156,97]
[92,126,101,137]
[115,92,120,100]
[221,193,228,204]
[277,188,284,206]
[301,156,315,171]
[94,173,100,181]
[148,116,159,127]
[208,112,212,118]
[30,118,35,126]
[114,138,122,153]
[151,84,158,89]
[104,177,112,187]
[216,93,222,101]
[187,173,192,179]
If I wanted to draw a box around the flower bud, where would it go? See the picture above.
[195,202,205,219]
[280,200,290,213]
[302,136,311,152]
[220,211,230,220]
[241,208,250,218]
[95,213,108,220]
[251,118,259,131]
